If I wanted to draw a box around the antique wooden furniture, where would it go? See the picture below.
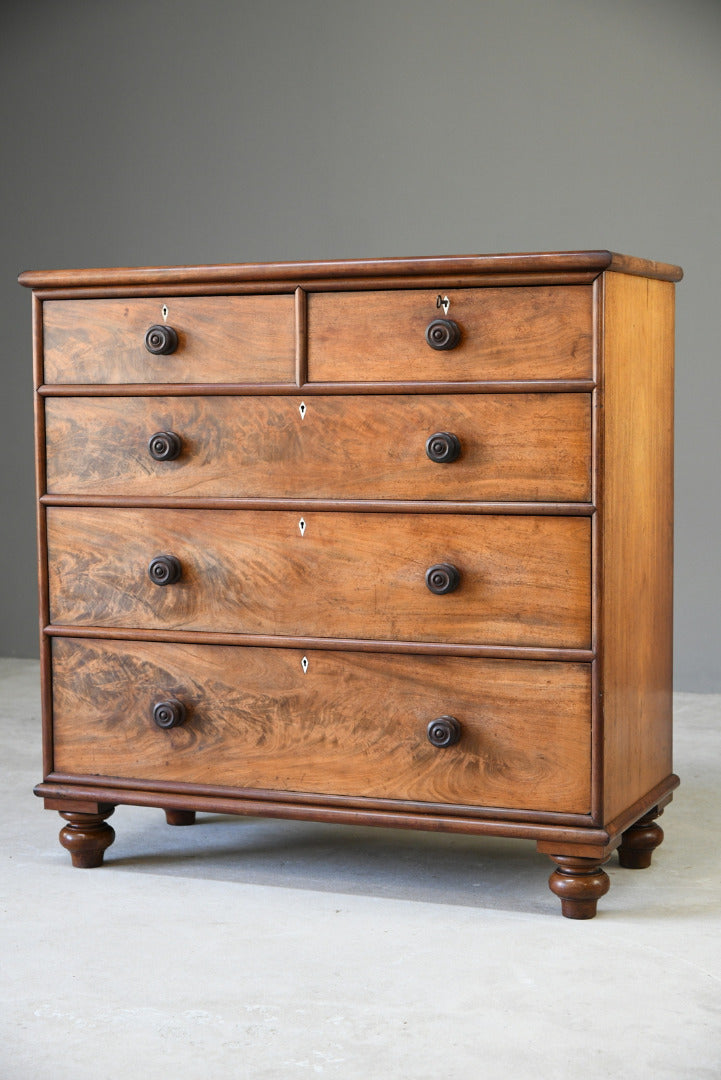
[20,250,682,918]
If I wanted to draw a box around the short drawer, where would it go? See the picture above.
[46,507,591,648]
[44,393,592,502]
[307,286,593,382]
[41,295,295,384]
[51,637,592,814]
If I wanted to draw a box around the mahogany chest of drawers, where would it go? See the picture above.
[20,250,682,918]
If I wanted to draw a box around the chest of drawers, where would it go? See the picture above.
[20,250,682,918]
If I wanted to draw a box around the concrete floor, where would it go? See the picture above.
[1,658,719,1079]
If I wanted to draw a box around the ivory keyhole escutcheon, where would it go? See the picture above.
[299,518,306,536]
[299,402,306,420]
[161,304,168,322]
[301,656,309,674]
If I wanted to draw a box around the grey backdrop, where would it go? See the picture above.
[2,0,720,689]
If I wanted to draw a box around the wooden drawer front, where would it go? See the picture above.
[51,638,592,813]
[307,287,593,382]
[46,508,590,648]
[42,295,295,384]
[45,393,591,502]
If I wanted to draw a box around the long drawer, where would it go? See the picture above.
[45,507,591,648]
[44,393,591,502]
[307,286,593,382]
[41,295,296,384]
[51,637,592,814]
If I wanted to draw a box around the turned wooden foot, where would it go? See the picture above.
[58,809,116,868]
[618,809,664,869]
[548,855,611,919]
[164,809,196,826]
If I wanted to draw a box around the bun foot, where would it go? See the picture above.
[165,809,196,826]
[618,810,664,869]
[58,809,116,868]
[548,855,611,919]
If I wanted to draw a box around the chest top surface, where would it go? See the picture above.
[19,249,683,290]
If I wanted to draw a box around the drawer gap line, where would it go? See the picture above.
[38,379,597,397]
[43,624,595,661]
[40,495,596,516]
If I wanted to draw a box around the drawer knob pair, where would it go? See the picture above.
[145,324,178,355]
[150,698,459,747]
[148,554,459,594]
[425,318,461,351]
[148,428,460,465]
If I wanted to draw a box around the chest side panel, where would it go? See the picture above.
[599,273,675,822]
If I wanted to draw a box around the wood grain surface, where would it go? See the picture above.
[46,507,591,648]
[44,393,591,502]
[308,286,593,382]
[51,637,591,813]
[18,250,683,290]
[42,295,295,384]
[599,273,675,821]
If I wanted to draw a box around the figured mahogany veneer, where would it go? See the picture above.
[307,286,593,382]
[46,507,591,647]
[22,249,681,918]
[51,638,591,813]
[44,393,591,502]
[42,294,296,384]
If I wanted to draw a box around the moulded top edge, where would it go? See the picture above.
[17,250,683,289]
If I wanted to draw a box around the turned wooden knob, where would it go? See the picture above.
[148,554,182,586]
[427,715,461,747]
[425,318,461,351]
[425,563,461,594]
[145,324,178,355]
[148,430,182,461]
[426,432,461,463]
[152,699,186,729]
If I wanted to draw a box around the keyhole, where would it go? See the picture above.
[301,656,309,674]
[299,518,306,536]
[299,402,306,420]
[162,305,169,322]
